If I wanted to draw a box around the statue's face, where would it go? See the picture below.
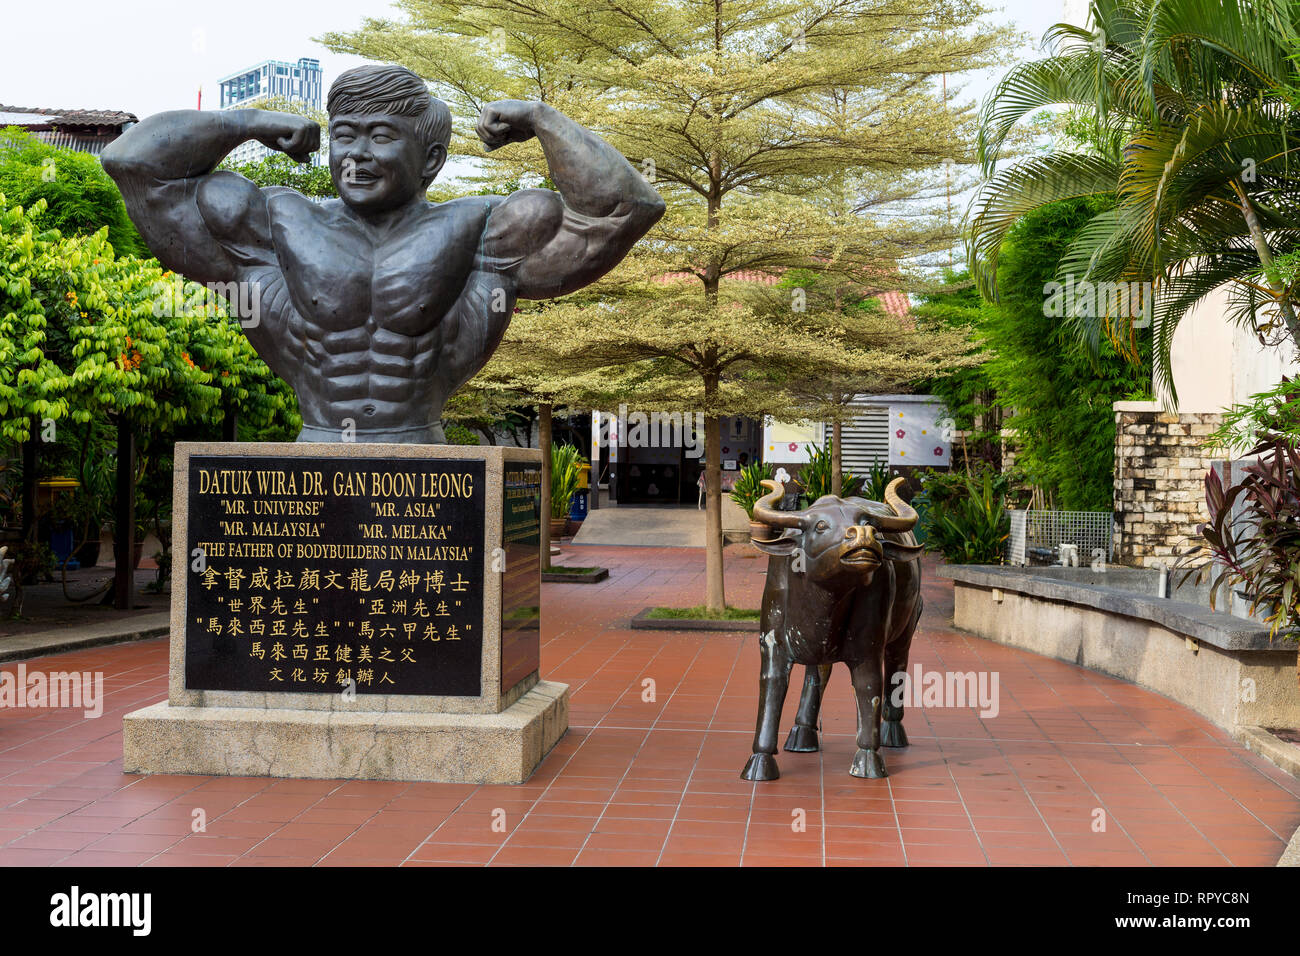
[328,113,442,213]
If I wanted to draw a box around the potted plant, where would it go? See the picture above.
[730,461,776,538]
[550,442,585,539]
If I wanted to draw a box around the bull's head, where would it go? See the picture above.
[750,477,922,584]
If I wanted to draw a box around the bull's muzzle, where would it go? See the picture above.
[840,524,883,567]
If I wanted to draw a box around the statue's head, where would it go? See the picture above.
[326,64,451,213]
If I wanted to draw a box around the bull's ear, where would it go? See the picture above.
[751,533,800,557]
[881,540,923,562]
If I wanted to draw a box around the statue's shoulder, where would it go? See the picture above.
[432,194,503,226]
[264,192,350,231]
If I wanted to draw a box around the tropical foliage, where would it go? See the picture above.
[797,440,863,506]
[968,0,1300,400]
[916,467,1013,564]
[0,128,146,257]
[0,193,298,596]
[549,442,586,519]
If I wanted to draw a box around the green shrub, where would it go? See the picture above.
[917,468,1010,564]
[444,422,480,445]
[799,439,862,506]
[860,460,893,502]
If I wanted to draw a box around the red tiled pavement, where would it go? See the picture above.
[1,546,1298,867]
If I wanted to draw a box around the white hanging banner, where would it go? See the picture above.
[889,404,949,466]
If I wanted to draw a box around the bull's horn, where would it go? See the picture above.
[751,479,802,529]
[869,477,918,533]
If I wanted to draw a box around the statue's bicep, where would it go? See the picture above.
[195,173,276,263]
[482,190,565,265]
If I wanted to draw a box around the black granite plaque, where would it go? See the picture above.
[184,456,485,697]
[500,464,541,694]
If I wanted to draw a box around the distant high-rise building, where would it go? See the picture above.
[218,57,323,166]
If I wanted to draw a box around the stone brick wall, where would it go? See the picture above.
[1000,428,1018,474]
[1113,401,1221,568]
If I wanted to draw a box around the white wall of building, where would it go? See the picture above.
[1159,283,1300,413]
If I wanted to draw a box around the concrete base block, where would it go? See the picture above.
[123,680,568,784]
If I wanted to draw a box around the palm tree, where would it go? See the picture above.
[968,0,1300,399]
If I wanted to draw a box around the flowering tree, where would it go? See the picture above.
[0,194,296,608]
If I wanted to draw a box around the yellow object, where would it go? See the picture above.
[577,463,591,489]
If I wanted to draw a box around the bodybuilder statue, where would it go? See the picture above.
[103,64,665,443]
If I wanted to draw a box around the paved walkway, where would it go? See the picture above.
[1,546,1297,866]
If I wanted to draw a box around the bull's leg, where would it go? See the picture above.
[741,635,792,781]
[784,664,832,752]
[881,605,921,748]
[847,657,887,779]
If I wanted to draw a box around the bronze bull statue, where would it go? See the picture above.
[742,477,924,781]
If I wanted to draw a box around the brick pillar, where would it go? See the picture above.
[1113,401,1221,568]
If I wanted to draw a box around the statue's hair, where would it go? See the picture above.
[326,64,451,155]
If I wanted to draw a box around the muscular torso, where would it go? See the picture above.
[231,192,514,442]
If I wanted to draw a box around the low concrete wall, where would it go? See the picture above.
[939,565,1299,736]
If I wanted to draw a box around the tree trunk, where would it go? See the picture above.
[831,419,843,497]
[221,403,238,442]
[539,403,552,570]
[113,415,135,611]
[1232,180,1300,346]
[704,411,725,613]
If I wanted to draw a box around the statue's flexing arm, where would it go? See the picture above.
[102,110,317,373]
[472,100,665,298]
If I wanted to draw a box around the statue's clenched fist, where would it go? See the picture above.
[476,100,540,151]
[249,111,320,164]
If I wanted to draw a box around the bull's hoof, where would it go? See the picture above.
[741,753,780,781]
[783,724,820,753]
[850,748,888,779]
[880,719,909,748]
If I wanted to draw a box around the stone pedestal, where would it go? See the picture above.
[123,442,568,784]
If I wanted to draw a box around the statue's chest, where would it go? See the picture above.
[270,207,477,333]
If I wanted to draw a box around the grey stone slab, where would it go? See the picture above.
[938,564,1291,652]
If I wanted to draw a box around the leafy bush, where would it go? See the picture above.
[918,468,1010,564]
[799,439,862,506]
[729,461,775,518]
[0,128,146,257]
[550,442,586,519]
[917,199,1151,510]
[860,460,893,502]
[443,422,481,445]
[1185,387,1300,643]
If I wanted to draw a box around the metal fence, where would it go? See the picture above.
[1007,510,1114,566]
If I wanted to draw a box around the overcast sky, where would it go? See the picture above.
[4,0,1071,120]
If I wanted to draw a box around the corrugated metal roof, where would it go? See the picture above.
[0,105,137,127]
